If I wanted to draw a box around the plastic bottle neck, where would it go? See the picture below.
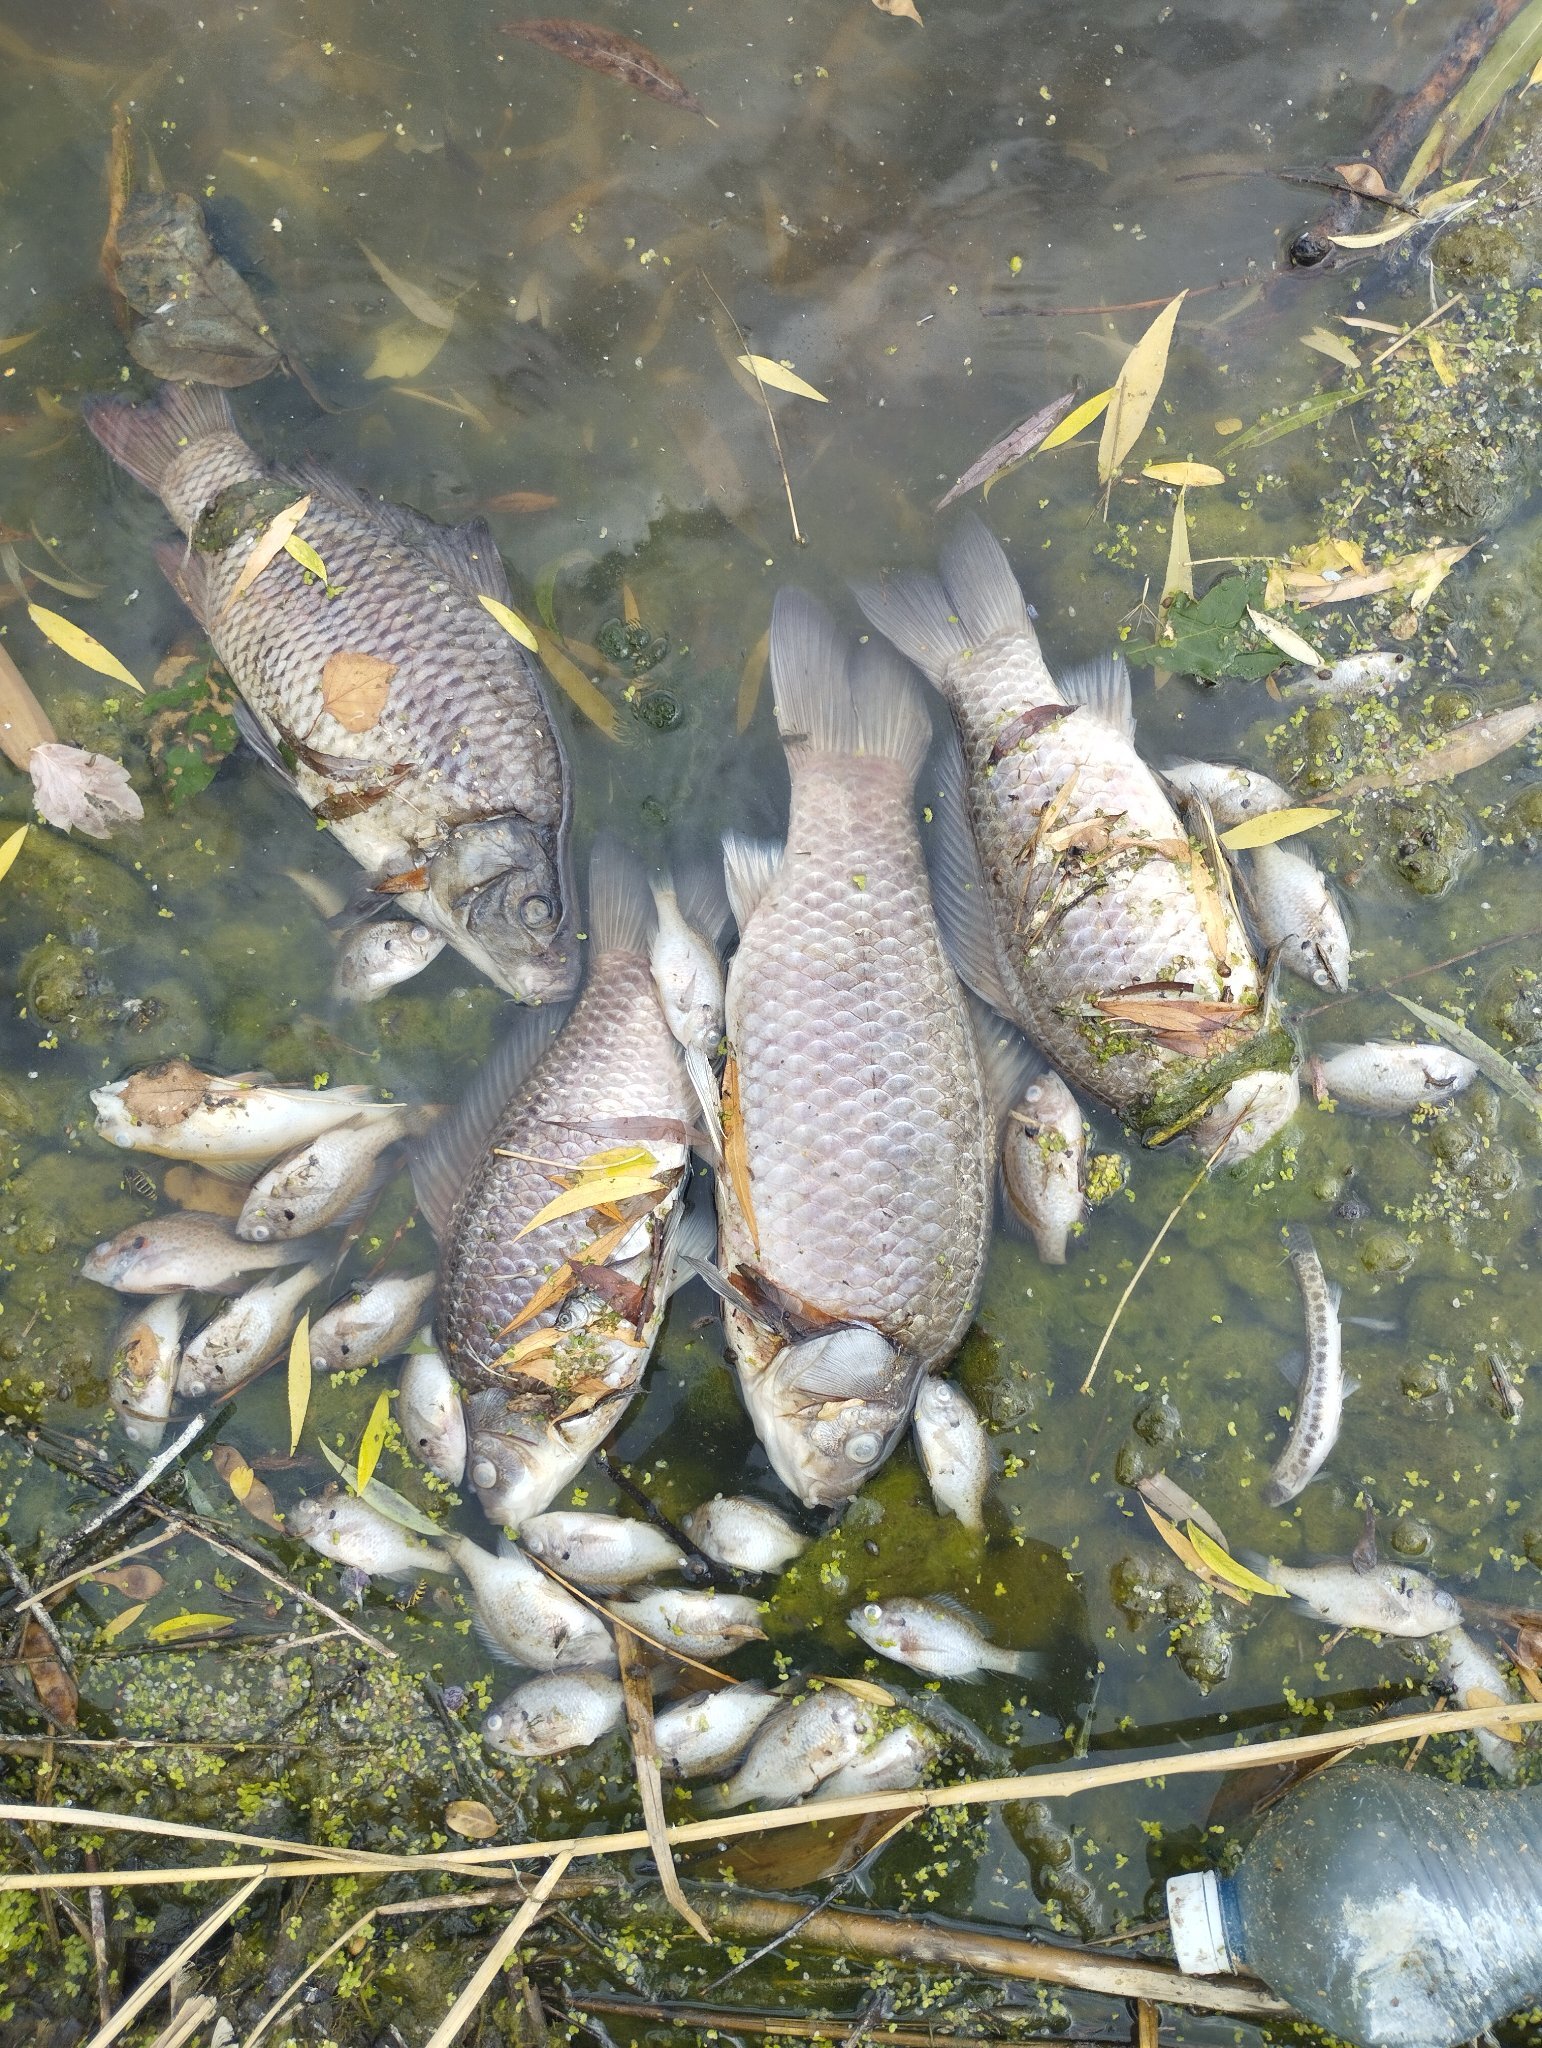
[1167,1868,1247,1975]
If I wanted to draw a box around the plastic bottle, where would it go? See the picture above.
[1166,1760,1542,2048]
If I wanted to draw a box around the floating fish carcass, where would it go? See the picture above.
[714,590,995,1508]
[92,1059,400,1167]
[855,518,1299,1161]
[84,381,579,1004]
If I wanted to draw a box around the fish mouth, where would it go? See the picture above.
[1190,1069,1301,1167]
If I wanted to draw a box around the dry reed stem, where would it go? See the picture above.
[145,1996,218,2048]
[12,1527,177,1617]
[566,1995,1083,2046]
[701,272,804,545]
[616,1622,710,1938]
[422,1852,572,2048]
[82,1871,263,2048]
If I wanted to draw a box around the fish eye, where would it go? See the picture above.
[409,923,433,942]
[485,1713,504,1736]
[862,1602,883,1623]
[846,1431,881,1465]
[519,892,556,932]
[471,1458,499,1490]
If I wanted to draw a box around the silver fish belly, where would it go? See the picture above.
[1261,1224,1346,1506]
[84,382,578,1004]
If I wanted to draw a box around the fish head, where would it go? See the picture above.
[425,816,580,1004]
[82,1228,158,1289]
[849,1600,903,1657]
[335,919,446,1001]
[1190,1069,1301,1167]
[91,1083,143,1149]
[752,1327,920,1507]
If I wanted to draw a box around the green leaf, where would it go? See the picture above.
[1222,384,1370,454]
[1126,573,1282,682]
[316,1440,451,1537]
[1391,995,1542,1122]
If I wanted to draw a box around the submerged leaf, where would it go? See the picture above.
[211,1443,283,1529]
[146,1611,234,1642]
[1143,461,1225,487]
[1392,995,1542,1121]
[1097,293,1185,485]
[534,627,621,739]
[503,19,706,115]
[736,625,770,733]
[937,387,1081,510]
[113,191,281,388]
[445,1799,499,1840]
[363,321,449,380]
[1335,701,1542,798]
[1218,806,1341,850]
[287,1311,311,1455]
[358,243,454,331]
[736,354,828,402]
[28,742,144,840]
[91,1564,166,1600]
[479,592,541,652]
[101,1602,147,1642]
[19,1617,77,1724]
[1299,326,1362,371]
[321,650,397,733]
[28,604,141,692]
[872,0,923,19]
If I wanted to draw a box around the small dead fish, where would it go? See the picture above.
[310,1269,436,1373]
[1439,1627,1522,1778]
[82,1213,331,1294]
[1243,841,1350,992]
[681,1496,808,1575]
[653,1683,783,1779]
[482,1669,625,1759]
[451,1534,615,1669]
[1161,758,1295,827]
[465,1385,630,1530]
[703,1688,876,1812]
[1282,650,1412,699]
[848,1597,1036,1679]
[398,1340,467,1485]
[333,919,446,1003]
[176,1260,327,1401]
[1253,1555,1462,1637]
[649,874,724,1146]
[1261,1225,1346,1507]
[109,1293,187,1449]
[92,1058,397,1165]
[820,1721,936,1798]
[1309,1040,1477,1117]
[608,1587,765,1660]
[1001,1067,1085,1265]
[519,1511,684,1592]
[237,1105,435,1242]
[912,1377,991,1532]
[289,1493,453,1579]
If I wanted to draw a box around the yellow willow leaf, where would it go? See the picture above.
[578,1144,657,1173]
[736,353,828,402]
[1038,386,1112,451]
[479,592,541,652]
[1219,806,1342,851]
[1424,333,1457,387]
[27,604,141,693]
[101,1602,147,1642]
[1097,292,1186,484]
[1161,488,1193,604]
[283,534,330,584]
[146,1611,235,1642]
[517,1169,663,1237]
[533,626,620,739]
[737,625,770,733]
[359,242,455,330]
[287,1310,311,1455]
[0,823,28,886]
[1141,1501,1249,1604]
[621,582,641,628]
[217,495,312,619]
[1299,326,1362,371]
[356,1388,392,1494]
[0,329,40,357]
[390,385,494,433]
[363,320,449,380]
[1143,461,1224,487]
[1185,1523,1289,1598]
[1245,606,1324,668]
[820,1674,898,1707]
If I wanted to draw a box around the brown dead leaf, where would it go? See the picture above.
[872,0,923,21]
[90,1564,166,1600]
[321,651,396,734]
[554,1375,627,1422]
[1332,161,1392,200]
[501,19,708,117]
[163,1164,250,1216]
[211,1443,284,1530]
[569,1260,647,1326]
[720,1054,758,1255]
[445,1799,499,1841]
[1096,993,1251,1059]
[990,703,1072,763]
[1334,700,1542,799]
[20,1616,77,1725]
[483,491,559,515]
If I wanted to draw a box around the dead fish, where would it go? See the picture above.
[1001,1066,1086,1265]
[310,1270,437,1373]
[819,1721,936,1798]
[912,1377,991,1532]
[82,1212,331,1293]
[681,1496,808,1576]
[702,1688,876,1812]
[176,1260,328,1401]
[848,1596,1037,1679]
[1282,650,1412,699]
[519,1511,685,1592]
[450,1534,616,1669]
[92,1059,398,1167]
[398,1340,467,1486]
[1251,1554,1462,1637]
[84,382,579,1004]
[717,592,992,1507]
[1260,1225,1347,1507]
[649,871,725,1149]
[482,1669,625,1759]
[463,1386,631,1532]
[607,1587,765,1660]
[855,518,1290,1158]
[109,1293,187,1449]
[1241,841,1350,992]
[1161,758,1295,827]
[653,1683,783,1779]
[289,1494,453,1579]
[1308,1040,1477,1116]
[1438,1627,1522,1778]
[236,1104,435,1241]
[333,919,447,1004]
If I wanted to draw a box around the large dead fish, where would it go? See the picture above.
[414,842,696,1526]
[82,382,577,1003]
[715,590,993,1509]
[854,519,1299,1162]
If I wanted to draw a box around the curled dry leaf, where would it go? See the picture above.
[872,0,923,21]
[321,651,397,733]
[445,1799,500,1841]
[91,1563,167,1600]
[502,19,707,117]
[28,742,144,840]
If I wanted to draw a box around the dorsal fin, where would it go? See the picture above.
[670,862,732,952]
[1058,654,1134,740]
[410,1007,566,1239]
[924,733,1014,1013]
[722,834,783,930]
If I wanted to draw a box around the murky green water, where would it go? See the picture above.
[2,0,1540,2040]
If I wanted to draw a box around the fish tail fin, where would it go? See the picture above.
[722,833,783,929]
[939,515,1035,641]
[693,1782,731,1817]
[851,568,964,688]
[588,837,654,956]
[82,383,238,498]
[990,1645,1045,1679]
[853,515,1033,687]
[848,637,932,781]
[769,588,859,753]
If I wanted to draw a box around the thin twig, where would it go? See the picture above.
[1081,1119,1240,1394]
[422,1852,573,2048]
[41,1417,206,1575]
[701,271,804,544]
[144,1996,218,2048]
[1295,923,1542,1020]
[176,1517,396,1661]
[85,1849,112,2025]
[1369,292,1466,369]
[243,1907,378,2048]
[10,1529,178,1619]
[522,1547,734,1686]
[565,1999,1076,2048]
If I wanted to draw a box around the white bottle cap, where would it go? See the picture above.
[1166,1869,1234,1975]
